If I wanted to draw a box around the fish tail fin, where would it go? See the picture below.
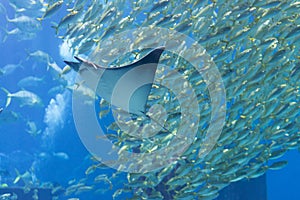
[0,4,6,15]
[17,60,24,69]
[278,37,286,45]
[2,34,7,43]
[41,75,46,83]
[1,87,12,107]
[46,61,53,71]
[51,22,59,35]
[13,168,21,184]
[24,48,31,61]
[5,95,12,108]
[5,14,10,22]
[53,26,59,35]
[0,26,8,43]
[1,87,10,94]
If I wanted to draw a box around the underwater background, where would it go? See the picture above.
[0,0,300,199]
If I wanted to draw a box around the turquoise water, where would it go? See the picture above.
[0,0,300,199]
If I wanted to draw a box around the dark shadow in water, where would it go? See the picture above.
[217,174,267,200]
[0,188,53,200]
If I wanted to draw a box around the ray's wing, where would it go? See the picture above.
[64,47,165,115]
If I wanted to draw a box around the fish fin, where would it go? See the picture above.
[13,175,21,184]
[17,60,24,69]
[5,96,11,108]
[5,14,10,22]
[40,75,46,83]
[0,26,8,43]
[2,34,7,43]
[36,17,43,22]
[51,22,59,35]
[1,87,12,107]
[25,128,31,134]
[0,3,6,15]
[13,169,21,184]
[72,81,82,90]
[46,63,50,71]
[65,85,73,91]
[24,48,31,61]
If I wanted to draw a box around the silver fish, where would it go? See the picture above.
[0,62,23,76]
[17,76,45,89]
[37,0,64,21]
[1,88,43,107]
[6,15,41,32]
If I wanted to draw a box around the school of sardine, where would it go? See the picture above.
[1,0,300,199]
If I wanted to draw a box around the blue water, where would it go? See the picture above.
[267,151,300,199]
[0,1,300,200]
